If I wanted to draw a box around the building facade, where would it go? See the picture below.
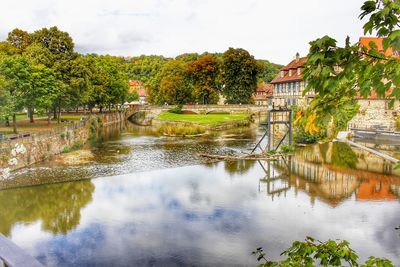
[253,82,273,105]
[270,53,314,107]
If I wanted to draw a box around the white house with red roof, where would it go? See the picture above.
[270,53,315,107]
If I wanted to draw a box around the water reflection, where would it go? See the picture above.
[6,163,399,266]
[258,142,400,206]
[1,127,400,266]
[0,180,94,236]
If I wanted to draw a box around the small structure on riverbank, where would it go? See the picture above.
[252,107,293,153]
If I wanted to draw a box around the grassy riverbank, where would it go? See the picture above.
[0,114,83,134]
[157,112,249,126]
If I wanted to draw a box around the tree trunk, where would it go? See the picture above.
[28,108,34,123]
[12,113,17,134]
[99,106,103,113]
[53,107,57,120]
[5,117,9,127]
[47,110,52,125]
[57,105,61,124]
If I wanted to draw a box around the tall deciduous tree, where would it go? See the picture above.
[221,48,260,104]
[186,54,220,104]
[157,59,193,105]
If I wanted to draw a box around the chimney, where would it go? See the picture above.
[295,52,300,62]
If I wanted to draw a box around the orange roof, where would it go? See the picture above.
[359,37,399,57]
[271,56,307,84]
[253,82,273,100]
[129,80,147,97]
[356,178,398,201]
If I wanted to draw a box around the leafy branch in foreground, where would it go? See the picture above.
[301,0,400,133]
[252,237,394,267]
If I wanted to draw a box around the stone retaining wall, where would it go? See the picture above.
[349,99,398,130]
[0,112,125,179]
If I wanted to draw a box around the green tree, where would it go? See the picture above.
[156,59,193,105]
[87,55,128,112]
[221,48,260,104]
[302,0,400,132]
[0,55,33,133]
[0,42,19,57]
[31,26,74,59]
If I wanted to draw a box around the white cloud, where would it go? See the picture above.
[1,0,365,64]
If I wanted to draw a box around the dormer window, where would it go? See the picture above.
[280,71,284,78]
[289,69,292,77]
[297,68,301,75]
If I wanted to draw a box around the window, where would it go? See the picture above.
[289,69,292,77]
[280,71,284,78]
[296,82,300,92]
[297,68,301,75]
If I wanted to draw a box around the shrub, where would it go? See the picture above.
[62,146,71,153]
[265,149,277,155]
[168,104,183,114]
[280,144,295,154]
[253,237,394,267]
[72,141,82,150]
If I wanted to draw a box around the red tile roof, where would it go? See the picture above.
[359,37,400,57]
[253,82,273,100]
[129,80,147,97]
[270,56,307,84]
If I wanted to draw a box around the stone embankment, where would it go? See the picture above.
[0,112,125,179]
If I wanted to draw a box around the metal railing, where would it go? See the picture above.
[0,234,43,267]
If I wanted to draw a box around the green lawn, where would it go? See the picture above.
[157,112,249,126]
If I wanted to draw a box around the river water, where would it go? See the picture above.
[0,123,400,266]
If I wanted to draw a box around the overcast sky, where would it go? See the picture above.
[1,0,367,64]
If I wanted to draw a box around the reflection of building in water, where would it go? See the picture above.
[357,177,398,201]
[259,142,400,206]
[274,157,359,206]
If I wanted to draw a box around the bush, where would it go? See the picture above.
[168,104,183,114]
[253,237,394,267]
[265,149,277,155]
[293,125,326,144]
[72,141,82,150]
[62,146,71,153]
[280,144,295,154]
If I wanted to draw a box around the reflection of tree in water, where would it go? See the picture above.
[331,142,358,169]
[224,160,255,175]
[0,180,95,236]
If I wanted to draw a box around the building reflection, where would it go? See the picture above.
[259,142,400,206]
